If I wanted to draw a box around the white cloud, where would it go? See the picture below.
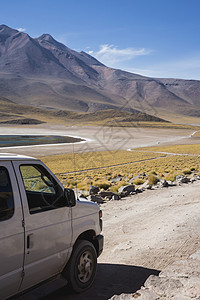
[125,56,200,80]
[89,44,151,67]
[17,27,26,32]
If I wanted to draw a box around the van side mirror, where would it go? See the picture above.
[64,188,76,207]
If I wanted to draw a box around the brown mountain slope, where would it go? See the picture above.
[0,24,200,120]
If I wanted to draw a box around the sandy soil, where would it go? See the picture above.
[16,181,200,300]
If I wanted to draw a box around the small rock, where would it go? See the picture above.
[190,250,200,261]
[111,194,120,200]
[137,181,152,191]
[190,174,199,183]
[119,191,129,198]
[135,188,143,194]
[111,176,122,183]
[167,180,176,186]
[161,179,168,187]
[99,191,115,199]
[130,191,137,195]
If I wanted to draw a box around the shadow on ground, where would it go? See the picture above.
[40,263,160,300]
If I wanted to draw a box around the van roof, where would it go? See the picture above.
[0,153,38,161]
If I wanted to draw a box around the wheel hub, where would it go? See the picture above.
[78,250,93,283]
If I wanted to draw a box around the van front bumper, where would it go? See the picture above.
[94,234,104,257]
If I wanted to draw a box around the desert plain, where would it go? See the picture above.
[2,123,199,300]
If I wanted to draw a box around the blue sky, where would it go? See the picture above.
[1,0,200,80]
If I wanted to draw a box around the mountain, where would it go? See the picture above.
[0,24,200,120]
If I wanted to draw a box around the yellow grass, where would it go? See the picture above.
[40,150,163,174]
[107,122,200,130]
[1,98,200,129]
[134,144,200,155]
[40,145,200,191]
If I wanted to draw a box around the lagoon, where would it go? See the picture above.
[0,135,83,147]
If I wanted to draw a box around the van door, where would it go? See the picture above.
[13,161,72,291]
[0,161,24,299]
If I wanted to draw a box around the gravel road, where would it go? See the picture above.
[17,181,200,300]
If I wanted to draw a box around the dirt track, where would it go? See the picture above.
[99,182,200,270]
[17,181,200,300]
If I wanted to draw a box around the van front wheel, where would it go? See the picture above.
[63,240,97,293]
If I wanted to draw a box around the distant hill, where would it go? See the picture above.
[0,24,200,121]
[0,96,169,125]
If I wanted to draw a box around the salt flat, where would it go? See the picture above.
[0,124,197,157]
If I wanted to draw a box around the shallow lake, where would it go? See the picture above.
[0,135,83,147]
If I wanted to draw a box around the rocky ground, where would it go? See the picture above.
[87,173,200,204]
[110,251,200,299]
[100,180,200,300]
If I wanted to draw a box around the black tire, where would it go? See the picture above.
[63,239,97,293]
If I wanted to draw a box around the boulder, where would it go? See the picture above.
[191,174,200,182]
[99,191,115,199]
[77,193,88,199]
[111,176,122,183]
[100,192,120,201]
[118,185,135,197]
[89,185,99,195]
[176,176,190,184]
[156,180,168,188]
[160,179,169,187]
[88,194,104,203]
[137,181,152,192]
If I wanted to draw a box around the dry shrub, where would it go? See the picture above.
[109,186,119,193]
[116,181,129,189]
[164,173,177,182]
[134,178,145,185]
[94,180,111,190]
[150,170,157,175]
[76,182,90,191]
[148,174,159,185]
[182,168,192,175]
[190,167,196,171]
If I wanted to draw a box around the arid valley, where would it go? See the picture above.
[2,123,199,299]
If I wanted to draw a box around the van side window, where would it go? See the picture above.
[0,166,14,221]
[20,164,66,214]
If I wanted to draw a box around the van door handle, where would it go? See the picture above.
[27,234,34,249]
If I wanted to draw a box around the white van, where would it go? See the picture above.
[0,153,103,299]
